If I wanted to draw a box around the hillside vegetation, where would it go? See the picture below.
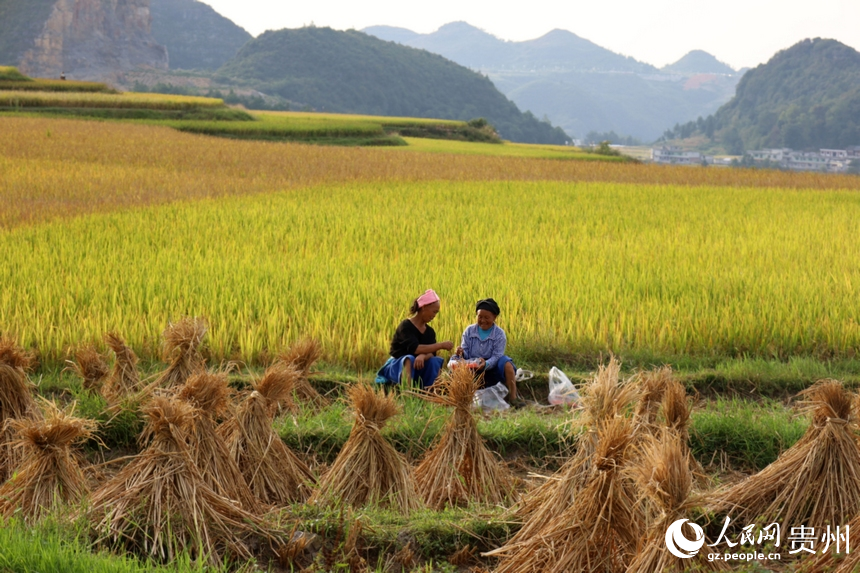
[217,26,570,144]
[0,0,56,66]
[663,38,860,151]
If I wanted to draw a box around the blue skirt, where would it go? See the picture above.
[375,355,444,389]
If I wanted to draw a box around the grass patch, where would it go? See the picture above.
[392,136,629,160]
[690,397,807,471]
[0,91,225,110]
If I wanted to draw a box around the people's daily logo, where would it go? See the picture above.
[665,518,706,558]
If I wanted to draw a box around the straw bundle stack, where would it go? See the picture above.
[155,317,207,388]
[311,384,421,514]
[0,400,95,522]
[709,379,860,528]
[68,345,109,392]
[220,363,315,505]
[490,416,644,573]
[103,332,142,401]
[512,358,639,539]
[626,431,729,572]
[634,366,674,427]
[0,337,39,482]
[414,367,514,509]
[281,338,329,408]
[176,371,259,512]
[88,396,264,564]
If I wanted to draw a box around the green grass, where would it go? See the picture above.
[0,79,114,93]
[0,66,33,82]
[0,517,234,573]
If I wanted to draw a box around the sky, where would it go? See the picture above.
[201,0,860,71]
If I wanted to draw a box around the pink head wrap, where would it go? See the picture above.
[416,289,440,308]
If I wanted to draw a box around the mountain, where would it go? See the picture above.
[0,0,167,80]
[149,0,251,71]
[364,22,740,141]
[218,26,570,144]
[662,50,735,75]
[365,21,655,73]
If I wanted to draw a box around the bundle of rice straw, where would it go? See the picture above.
[634,365,674,427]
[102,332,143,401]
[67,345,110,392]
[311,383,421,514]
[0,336,39,482]
[511,357,639,540]
[0,399,95,522]
[489,416,644,573]
[280,338,329,408]
[176,371,259,513]
[625,431,729,572]
[414,367,514,509]
[709,379,860,528]
[660,376,707,483]
[88,395,265,564]
[155,317,208,388]
[799,513,860,572]
[220,363,315,505]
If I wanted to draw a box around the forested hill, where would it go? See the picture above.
[717,38,860,150]
[217,27,570,144]
[665,38,860,151]
[149,0,251,71]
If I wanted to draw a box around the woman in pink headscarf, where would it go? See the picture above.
[376,289,454,388]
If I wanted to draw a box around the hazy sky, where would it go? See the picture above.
[202,0,860,70]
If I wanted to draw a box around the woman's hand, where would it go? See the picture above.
[438,341,454,352]
[455,346,464,357]
[414,354,425,370]
[477,357,486,370]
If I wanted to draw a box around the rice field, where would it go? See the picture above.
[2,115,860,369]
[0,90,224,110]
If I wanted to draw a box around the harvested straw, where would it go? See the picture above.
[220,363,315,506]
[311,384,421,514]
[414,367,514,509]
[103,332,142,401]
[0,336,39,482]
[489,416,644,573]
[88,395,265,564]
[0,399,95,522]
[626,431,729,572]
[635,365,673,426]
[67,345,110,392]
[660,376,707,484]
[176,372,259,512]
[512,357,639,538]
[155,317,207,388]
[280,338,329,408]
[709,379,860,528]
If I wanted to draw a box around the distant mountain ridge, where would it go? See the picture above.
[364,22,741,141]
[218,26,570,144]
[364,21,656,73]
[662,50,735,75]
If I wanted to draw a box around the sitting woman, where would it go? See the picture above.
[455,298,525,408]
[376,289,454,389]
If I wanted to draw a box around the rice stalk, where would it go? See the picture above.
[0,336,39,482]
[66,345,109,392]
[414,367,514,509]
[219,364,315,506]
[511,357,639,537]
[103,332,142,402]
[0,399,95,522]
[88,395,267,564]
[635,366,673,427]
[155,317,208,388]
[488,416,644,573]
[176,372,259,513]
[311,383,421,514]
[709,379,860,528]
[625,431,729,572]
[280,338,329,408]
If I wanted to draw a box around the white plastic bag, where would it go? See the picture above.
[548,366,582,407]
[473,383,510,411]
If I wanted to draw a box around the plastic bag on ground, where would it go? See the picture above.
[548,366,582,407]
[473,383,510,411]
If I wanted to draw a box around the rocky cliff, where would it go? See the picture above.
[0,0,167,80]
